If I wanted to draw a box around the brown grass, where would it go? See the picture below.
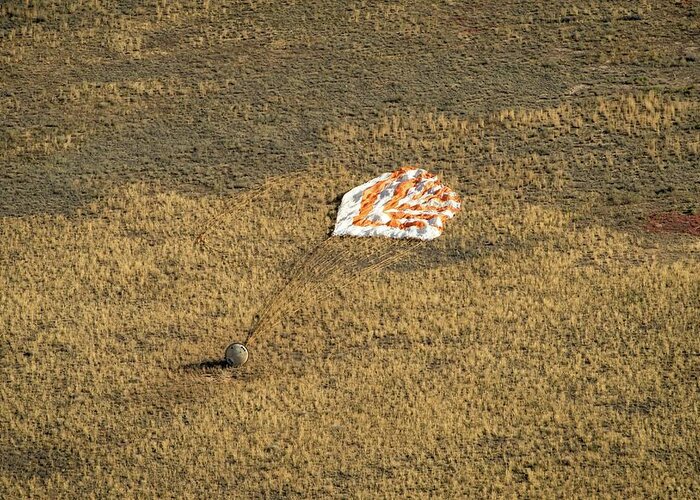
[1,0,699,497]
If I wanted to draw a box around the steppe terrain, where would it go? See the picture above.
[1,1,699,497]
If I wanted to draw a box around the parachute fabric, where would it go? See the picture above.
[333,167,461,240]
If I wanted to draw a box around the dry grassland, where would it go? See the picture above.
[2,0,699,497]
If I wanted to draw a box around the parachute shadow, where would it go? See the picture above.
[324,192,344,237]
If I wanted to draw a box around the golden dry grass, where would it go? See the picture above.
[2,163,699,497]
[2,0,699,497]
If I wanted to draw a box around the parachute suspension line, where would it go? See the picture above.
[247,237,329,342]
[244,236,426,345]
[363,240,424,275]
[193,185,271,257]
[194,169,308,255]
[350,239,395,273]
[246,239,426,341]
[246,237,360,342]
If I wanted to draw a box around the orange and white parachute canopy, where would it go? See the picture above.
[333,167,461,240]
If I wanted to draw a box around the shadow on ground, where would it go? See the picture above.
[181,358,231,372]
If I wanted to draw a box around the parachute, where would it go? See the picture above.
[242,167,461,344]
[333,167,461,240]
[199,167,461,364]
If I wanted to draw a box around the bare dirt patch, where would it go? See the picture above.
[645,212,700,236]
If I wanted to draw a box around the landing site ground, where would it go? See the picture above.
[1,1,699,497]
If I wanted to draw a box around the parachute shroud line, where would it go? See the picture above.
[244,236,425,344]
